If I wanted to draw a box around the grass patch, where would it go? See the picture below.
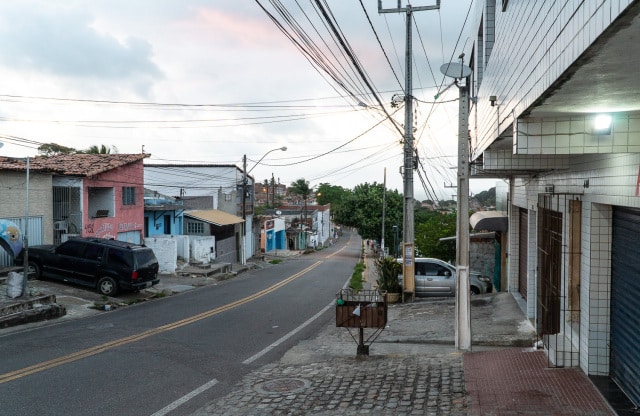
[349,261,365,291]
[269,259,283,265]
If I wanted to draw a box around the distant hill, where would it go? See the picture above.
[472,187,496,208]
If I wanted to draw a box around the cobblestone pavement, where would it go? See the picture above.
[198,358,466,416]
[193,343,468,416]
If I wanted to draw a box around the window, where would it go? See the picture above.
[56,241,87,257]
[187,222,205,234]
[122,187,136,205]
[84,243,103,261]
[107,248,133,268]
[224,193,232,202]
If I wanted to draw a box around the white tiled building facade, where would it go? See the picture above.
[469,0,640,405]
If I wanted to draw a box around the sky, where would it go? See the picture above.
[0,0,498,201]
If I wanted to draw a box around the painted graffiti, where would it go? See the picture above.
[0,219,23,257]
[84,221,142,238]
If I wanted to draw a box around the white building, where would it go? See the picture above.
[468,0,640,405]
[144,164,253,263]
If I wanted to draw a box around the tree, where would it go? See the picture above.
[83,144,118,154]
[289,178,311,224]
[315,183,350,223]
[38,143,76,156]
[339,182,402,248]
[415,211,457,262]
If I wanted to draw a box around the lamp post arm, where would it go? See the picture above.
[248,146,287,173]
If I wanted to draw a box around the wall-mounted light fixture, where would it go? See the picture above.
[489,95,497,107]
[593,114,612,135]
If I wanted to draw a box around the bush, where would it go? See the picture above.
[374,256,401,293]
[349,261,365,291]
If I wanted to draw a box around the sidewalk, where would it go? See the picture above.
[192,248,617,416]
[0,247,622,414]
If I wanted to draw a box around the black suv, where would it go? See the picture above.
[16,237,160,296]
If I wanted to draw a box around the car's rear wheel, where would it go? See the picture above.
[470,286,480,295]
[97,277,118,296]
[27,261,41,279]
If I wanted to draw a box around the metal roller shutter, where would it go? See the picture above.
[611,207,640,406]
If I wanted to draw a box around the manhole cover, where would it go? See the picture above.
[254,378,311,395]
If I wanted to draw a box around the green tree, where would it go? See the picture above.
[38,143,76,156]
[315,183,350,223]
[289,178,311,223]
[339,182,402,248]
[415,211,457,262]
[83,144,118,154]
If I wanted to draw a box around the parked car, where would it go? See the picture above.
[15,237,160,296]
[398,257,492,297]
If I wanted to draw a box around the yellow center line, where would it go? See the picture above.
[0,260,323,384]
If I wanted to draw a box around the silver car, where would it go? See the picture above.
[398,258,492,297]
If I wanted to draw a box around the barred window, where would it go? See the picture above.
[122,187,136,205]
[187,222,205,234]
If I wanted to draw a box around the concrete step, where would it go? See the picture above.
[0,294,67,328]
[176,262,232,277]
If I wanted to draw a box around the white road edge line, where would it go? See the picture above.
[150,378,219,416]
[242,300,335,365]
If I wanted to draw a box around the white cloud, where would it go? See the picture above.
[0,2,162,95]
[0,1,495,200]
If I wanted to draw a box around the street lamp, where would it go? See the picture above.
[241,146,287,264]
[248,146,287,174]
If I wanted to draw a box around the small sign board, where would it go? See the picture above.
[402,243,415,299]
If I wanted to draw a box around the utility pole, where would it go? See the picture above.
[271,173,276,207]
[440,57,473,351]
[381,167,386,255]
[455,83,471,351]
[379,1,440,299]
[242,155,247,265]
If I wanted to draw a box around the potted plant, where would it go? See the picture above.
[374,256,402,303]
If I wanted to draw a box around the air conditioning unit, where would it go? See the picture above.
[54,221,68,232]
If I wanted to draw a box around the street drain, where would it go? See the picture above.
[254,378,311,395]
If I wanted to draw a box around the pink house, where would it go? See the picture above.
[28,153,149,244]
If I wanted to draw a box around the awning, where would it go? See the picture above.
[470,211,508,232]
[184,210,244,226]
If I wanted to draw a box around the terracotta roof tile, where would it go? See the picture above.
[0,153,149,176]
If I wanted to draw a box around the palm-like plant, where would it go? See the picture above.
[289,178,311,225]
[374,256,402,293]
[84,144,118,154]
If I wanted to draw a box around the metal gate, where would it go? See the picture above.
[537,195,562,336]
[611,207,640,406]
[518,208,528,299]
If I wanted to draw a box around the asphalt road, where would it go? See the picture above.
[0,233,361,416]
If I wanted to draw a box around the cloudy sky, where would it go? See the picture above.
[0,0,497,200]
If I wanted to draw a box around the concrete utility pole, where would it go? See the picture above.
[242,155,248,265]
[379,0,440,296]
[242,147,287,264]
[455,84,471,351]
[440,57,472,351]
[381,167,386,255]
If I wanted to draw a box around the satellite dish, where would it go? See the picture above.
[276,210,282,215]
[440,62,471,79]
